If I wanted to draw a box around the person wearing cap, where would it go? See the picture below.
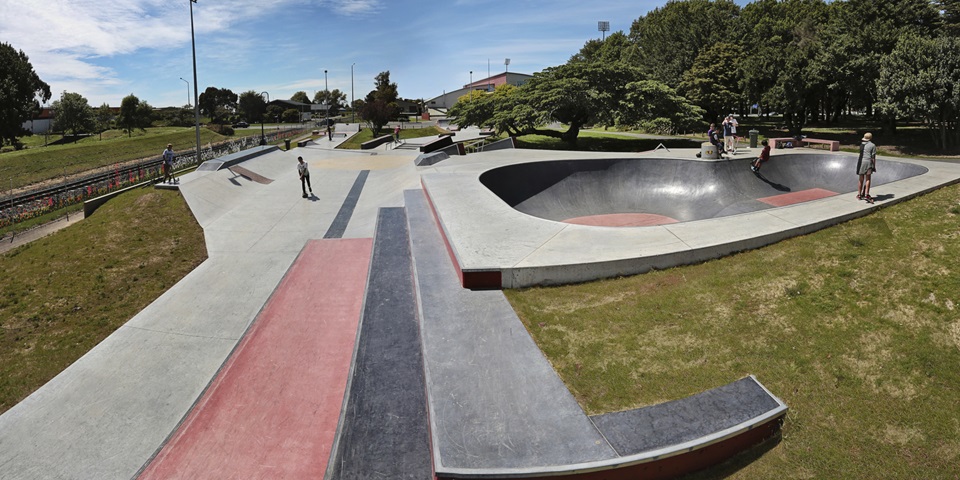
[162,144,175,184]
[297,156,312,198]
[857,132,877,203]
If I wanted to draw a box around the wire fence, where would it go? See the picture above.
[1,127,306,230]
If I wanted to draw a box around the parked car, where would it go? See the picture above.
[232,120,249,128]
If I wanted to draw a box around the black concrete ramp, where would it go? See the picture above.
[327,207,432,479]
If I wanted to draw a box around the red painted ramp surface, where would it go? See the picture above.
[140,238,373,479]
[758,188,837,207]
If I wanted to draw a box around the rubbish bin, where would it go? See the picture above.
[749,129,759,149]
[284,139,291,150]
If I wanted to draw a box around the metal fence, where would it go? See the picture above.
[1,127,306,230]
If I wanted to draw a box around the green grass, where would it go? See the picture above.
[337,126,447,149]
[0,187,207,414]
[505,183,960,479]
[1,127,230,190]
[0,204,84,238]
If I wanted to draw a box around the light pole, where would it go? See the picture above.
[350,63,355,123]
[189,0,201,164]
[323,69,328,126]
[259,91,269,145]
[179,77,190,107]
[470,70,473,84]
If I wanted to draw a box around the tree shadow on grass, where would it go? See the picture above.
[679,431,783,480]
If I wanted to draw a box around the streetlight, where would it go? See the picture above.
[350,63,355,123]
[179,77,190,107]
[189,0,201,164]
[259,91,269,145]
[470,70,473,84]
[324,69,328,126]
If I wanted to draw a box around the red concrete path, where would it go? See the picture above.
[139,238,373,479]
[564,213,680,227]
[758,188,837,207]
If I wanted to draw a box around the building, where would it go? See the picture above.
[426,72,534,110]
[21,107,55,134]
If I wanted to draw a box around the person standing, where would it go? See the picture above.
[857,132,877,203]
[327,123,333,141]
[723,114,739,154]
[394,124,401,143]
[751,139,770,172]
[298,156,312,198]
[162,144,175,184]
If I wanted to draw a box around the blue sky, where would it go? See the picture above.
[2,0,745,109]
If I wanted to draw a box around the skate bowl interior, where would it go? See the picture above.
[479,154,928,226]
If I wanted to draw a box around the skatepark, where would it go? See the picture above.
[1,128,959,479]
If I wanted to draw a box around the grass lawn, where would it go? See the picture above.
[505,183,960,479]
[515,132,701,152]
[1,127,230,191]
[0,187,207,414]
[337,126,446,149]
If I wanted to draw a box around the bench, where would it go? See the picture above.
[479,129,495,136]
[291,135,312,148]
[770,137,839,151]
[360,134,394,150]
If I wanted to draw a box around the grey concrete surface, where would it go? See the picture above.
[420,148,960,287]
[2,135,954,478]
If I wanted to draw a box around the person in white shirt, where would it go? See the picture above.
[723,115,739,154]
[297,156,312,198]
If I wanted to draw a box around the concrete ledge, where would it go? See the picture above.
[196,145,280,172]
[361,135,394,150]
[419,135,454,154]
[84,183,144,217]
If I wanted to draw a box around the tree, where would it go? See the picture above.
[360,71,400,136]
[95,103,113,140]
[281,108,300,123]
[877,35,960,149]
[290,91,310,104]
[198,87,237,124]
[238,90,266,123]
[621,80,705,134]
[569,31,639,65]
[678,42,742,122]
[52,91,95,136]
[314,89,347,116]
[0,42,51,150]
[118,94,143,137]
[448,90,496,130]
[266,105,284,123]
[629,0,741,85]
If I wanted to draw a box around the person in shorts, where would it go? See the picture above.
[297,156,312,198]
[857,132,877,203]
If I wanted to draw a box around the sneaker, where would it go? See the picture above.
[302,193,308,198]
[864,195,874,204]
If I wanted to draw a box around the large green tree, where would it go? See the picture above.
[290,91,310,104]
[198,87,237,124]
[621,80,705,135]
[237,90,267,123]
[95,103,113,140]
[360,71,400,136]
[313,89,347,116]
[52,91,94,136]
[629,0,741,85]
[117,94,152,137]
[678,42,742,122]
[0,42,51,150]
[877,35,960,149]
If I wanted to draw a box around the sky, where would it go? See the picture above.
[1,0,743,109]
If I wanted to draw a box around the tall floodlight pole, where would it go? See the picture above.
[351,63,355,123]
[504,58,510,73]
[598,21,610,41]
[179,77,190,107]
[189,0,201,163]
[470,70,473,84]
[259,91,269,145]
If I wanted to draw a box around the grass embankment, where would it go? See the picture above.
[506,184,960,479]
[337,126,447,149]
[2,128,229,191]
[515,132,700,152]
[0,187,207,414]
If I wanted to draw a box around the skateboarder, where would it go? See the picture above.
[751,140,770,172]
[298,156,312,198]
